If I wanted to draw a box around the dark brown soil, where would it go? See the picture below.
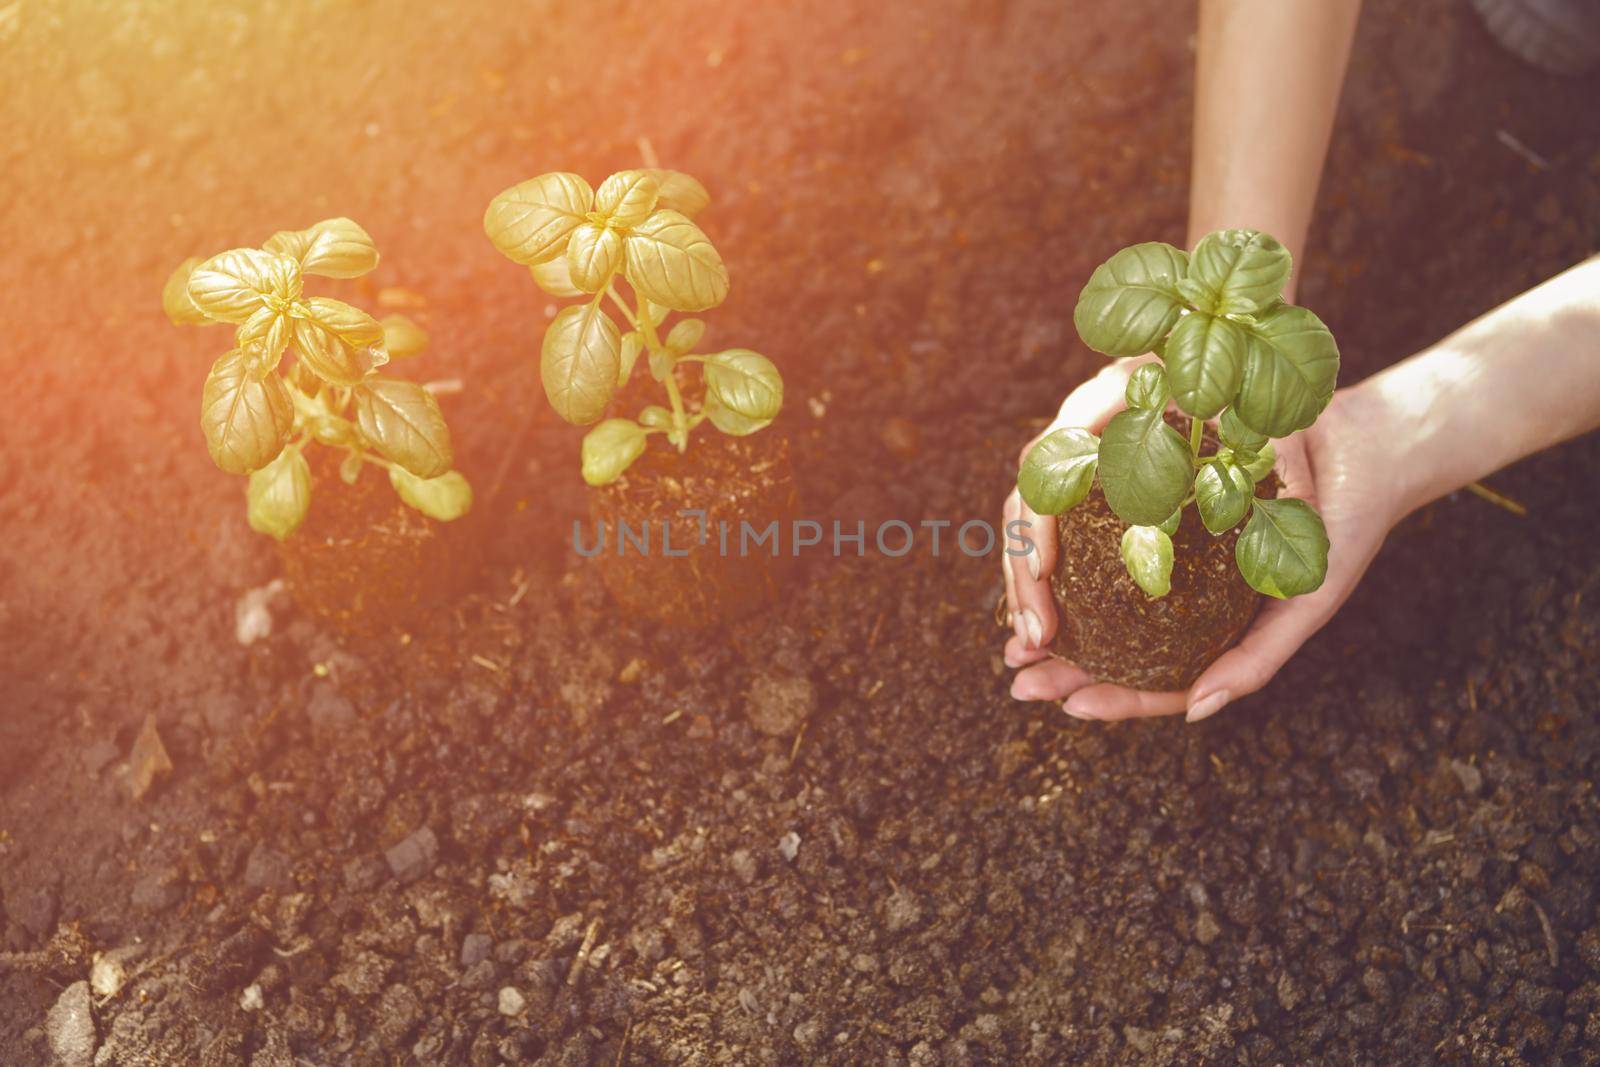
[3,1,1599,1065]
[1050,447,1275,691]
[590,430,798,627]
[279,450,455,638]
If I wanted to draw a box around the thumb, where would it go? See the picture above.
[1183,594,1337,722]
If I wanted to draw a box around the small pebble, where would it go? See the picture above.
[497,987,526,1016]
[778,831,801,862]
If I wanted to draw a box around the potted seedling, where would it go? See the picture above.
[483,168,795,624]
[1017,230,1337,689]
[164,218,473,634]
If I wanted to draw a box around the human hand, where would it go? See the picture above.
[1001,361,1403,722]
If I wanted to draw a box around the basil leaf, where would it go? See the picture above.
[1120,525,1174,598]
[638,405,673,429]
[1219,406,1267,453]
[665,318,705,354]
[353,379,453,479]
[1018,427,1100,515]
[1234,304,1339,438]
[380,314,429,359]
[483,171,594,266]
[1158,508,1182,536]
[264,217,379,279]
[200,350,294,475]
[1189,229,1292,315]
[389,467,473,522]
[581,418,649,487]
[1195,458,1254,534]
[246,444,312,541]
[640,169,711,217]
[623,210,730,312]
[1072,242,1189,356]
[163,257,210,325]
[702,350,782,432]
[541,303,622,425]
[1164,311,1246,419]
[594,170,661,228]
[187,248,300,324]
[1235,497,1329,598]
[1124,363,1168,411]
[1096,408,1194,526]
[565,222,624,293]
[1237,441,1276,482]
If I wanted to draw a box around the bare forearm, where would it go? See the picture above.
[1188,0,1362,296]
[1348,257,1600,517]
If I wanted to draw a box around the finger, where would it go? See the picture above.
[1011,658,1095,703]
[1063,683,1187,720]
[1001,490,1024,643]
[1004,633,1052,668]
[1010,500,1056,652]
[1271,434,1317,506]
[1050,355,1159,433]
[1184,589,1340,722]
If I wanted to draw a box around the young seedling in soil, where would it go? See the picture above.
[164,219,472,539]
[1017,230,1339,689]
[482,168,784,484]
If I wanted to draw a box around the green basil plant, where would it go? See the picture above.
[482,168,783,486]
[164,218,472,540]
[1018,230,1337,599]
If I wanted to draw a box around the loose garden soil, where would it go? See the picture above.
[2,1,1598,1063]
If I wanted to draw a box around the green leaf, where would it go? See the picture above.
[163,257,210,325]
[200,350,294,475]
[483,171,594,266]
[1233,304,1340,437]
[529,256,585,298]
[702,349,782,433]
[1164,312,1246,419]
[1120,525,1174,598]
[1124,363,1167,411]
[541,303,621,424]
[338,448,364,485]
[1238,441,1276,482]
[1235,497,1329,598]
[1158,508,1182,536]
[1189,229,1292,315]
[246,444,311,541]
[638,405,673,429]
[1072,242,1189,356]
[380,314,429,359]
[1195,459,1254,534]
[622,210,729,312]
[352,378,453,479]
[565,222,623,293]
[594,170,660,228]
[640,169,711,217]
[1017,428,1100,514]
[580,418,649,486]
[619,331,644,387]
[187,248,300,324]
[1219,406,1267,452]
[389,467,473,522]
[264,217,380,279]
[290,302,378,386]
[1096,408,1194,526]
[665,317,705,354]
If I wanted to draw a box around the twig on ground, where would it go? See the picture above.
[1465,480,1528,517]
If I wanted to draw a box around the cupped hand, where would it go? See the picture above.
[1001,359,1402,722]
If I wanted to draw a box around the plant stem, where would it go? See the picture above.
[632,294,689,452]
[1189,415,1203,459]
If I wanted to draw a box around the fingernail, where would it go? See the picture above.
[1062,698,1097,720]
[1004,647,1024,669]
[1020,609,1043,650]
[1026,547,1041,581]
[1186,689,1230,723]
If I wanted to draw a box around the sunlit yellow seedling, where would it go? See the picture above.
[165,219,472,539]
[483,168,782,486]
